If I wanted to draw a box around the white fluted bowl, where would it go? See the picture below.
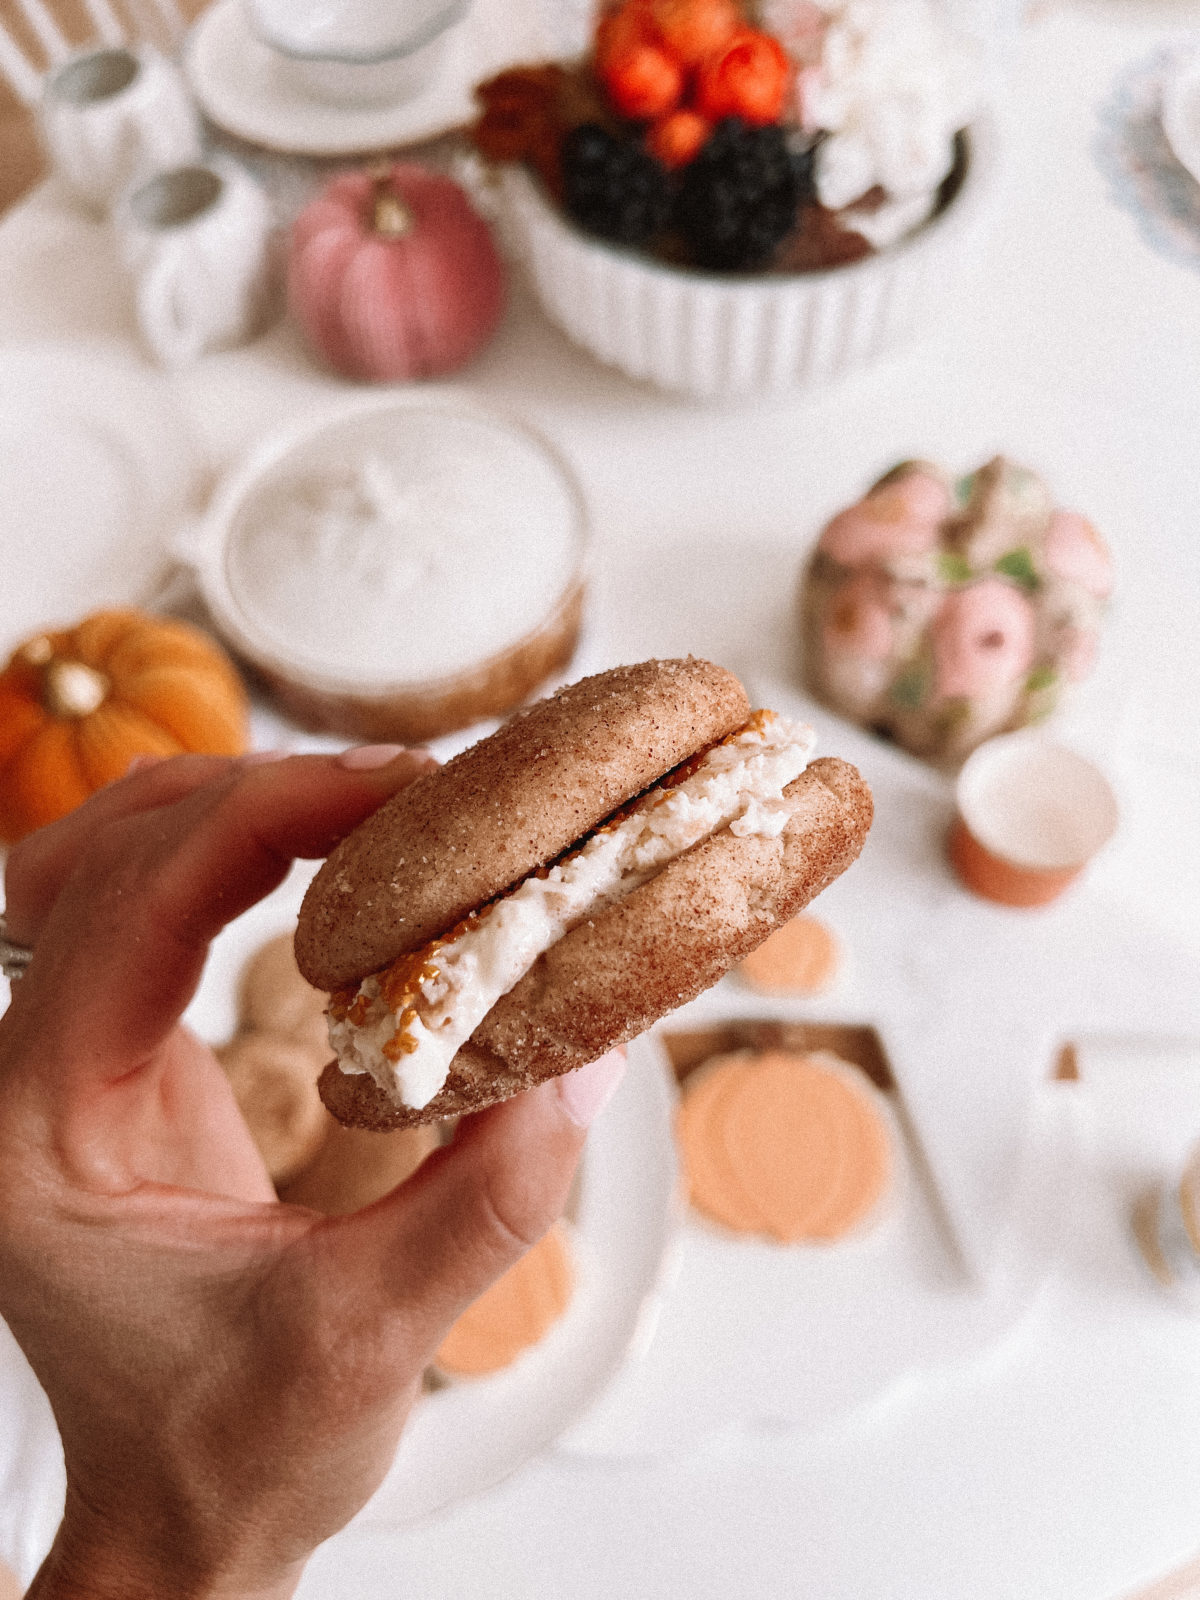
[500,115,1001,401]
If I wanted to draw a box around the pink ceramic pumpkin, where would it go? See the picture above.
[288,163,506,381]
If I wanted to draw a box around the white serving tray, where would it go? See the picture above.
[561,1026,1074,1458]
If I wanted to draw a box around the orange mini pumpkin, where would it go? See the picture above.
[0,609,249,843]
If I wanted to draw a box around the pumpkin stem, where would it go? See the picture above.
[369,165,414,239]
[43,659,109,719]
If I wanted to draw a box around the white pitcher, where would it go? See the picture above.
[39,44,201,215]
[116,159,277,367]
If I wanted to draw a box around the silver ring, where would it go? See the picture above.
[0,915,32,983]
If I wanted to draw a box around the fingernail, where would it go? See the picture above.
[557,1048,627,1128]
[125,753,164,776]
[241,748,293,765]
[337,744,410,771]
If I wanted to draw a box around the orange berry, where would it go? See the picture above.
[694,29,790,125]
[647,108,711,168]
[595,2,659,72]
[601,40,685,120]
[648,0,742,69]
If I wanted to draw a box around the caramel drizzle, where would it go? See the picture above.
[331,712,778,1063]
[328,906,491,1061]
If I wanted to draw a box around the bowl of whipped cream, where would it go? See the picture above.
[188,395,589,741]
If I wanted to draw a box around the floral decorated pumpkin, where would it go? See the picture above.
[799,457,1112,765]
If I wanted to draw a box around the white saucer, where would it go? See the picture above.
[1161,51,1200,189]
[186,0,480,155]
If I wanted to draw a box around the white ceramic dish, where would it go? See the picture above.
[245,0,464,58]
[186,0,478,154]
[184,393,590,743]
[500,114,1002,400]
[1161,52,1200,189]
[0,343,198,662]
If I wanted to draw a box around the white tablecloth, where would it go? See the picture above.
[3,4,1200,1595]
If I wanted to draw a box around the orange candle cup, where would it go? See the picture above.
[948,734,1118,908]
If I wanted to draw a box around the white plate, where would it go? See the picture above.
[0,343,198,662]
[354,1036,681,1528]
[188,0,481,155]
[1161,51,1200,189]
[194,863,682,1528]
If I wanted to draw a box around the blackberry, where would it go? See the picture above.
[675,118,799,271]
[561,123,672,248]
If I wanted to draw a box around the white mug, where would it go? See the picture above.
[242,0,470,108]
[39,44,201,215]
[117,159,277,366]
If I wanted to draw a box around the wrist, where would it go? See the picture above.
[28,1494,306,1600]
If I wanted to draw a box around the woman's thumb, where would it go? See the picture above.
[316,1050,626,1353]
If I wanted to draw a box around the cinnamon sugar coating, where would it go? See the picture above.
[295,657,749,991]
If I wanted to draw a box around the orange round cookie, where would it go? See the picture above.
[679,1049,892,1242]
[735,913,840,995]
[435,1221,575,1377]
[676,1054,766,1235]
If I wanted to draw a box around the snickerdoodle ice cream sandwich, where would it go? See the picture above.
[296,658,873,1130]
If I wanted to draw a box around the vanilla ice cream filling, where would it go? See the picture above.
[328,713,816,1110]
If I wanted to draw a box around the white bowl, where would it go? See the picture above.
[243,0,468,107]
[499,114,1001,401]
[1162,52,1200,189]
